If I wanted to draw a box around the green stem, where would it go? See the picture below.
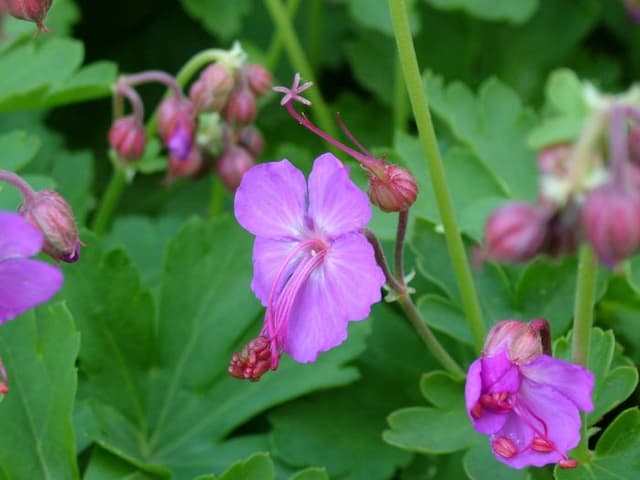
[570,245,598,462]
[263,0,338,141]
[389,0,486,350]
[392,55,409,133]
[307,0,324,71]
[91,168,127,234]
[265,0,302,71]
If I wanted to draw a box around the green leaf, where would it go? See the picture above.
[425,75,538,200]
[555,408,640,479]
[0,304,80,480]
[62,217,367,478]
[463,442,531,480]
[0,130,41,172]
[424,0,539,24]
[289,468,330,480]
[179,0,254,40]
[216,452,274,480]
[346,0,420,36]
[554,328,638,425]
[84,448,161,480]
[417,294,474,346]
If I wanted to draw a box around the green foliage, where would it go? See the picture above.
[424,0,539,24]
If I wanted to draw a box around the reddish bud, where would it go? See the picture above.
[228,336,276,381]
[628,124,640,165]
[237,125,264,156]
[189,63,234,112]
[157,96,197,144]
[166,146,203,183]
[215,145,255,192]
[368,164,418,212]
[245,64,272,96]
[492,436,518,459]
[19,190,80,263]
[223,87,257,124]
[542,203,581,258]
[6,0,52,32]
[558,459,579,469]
[581,185,640,267]
[108,116,146,161]
[480,202,548,263]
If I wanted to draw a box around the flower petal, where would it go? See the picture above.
[0,258,63,323]
[234,159,307,239]
[308,153,371,238]
[0,212,44,260]
[481,351,521,394]
[466,358,509,434]
[519,355,594,412]
[250,236,301,306]
[489,412,537,469]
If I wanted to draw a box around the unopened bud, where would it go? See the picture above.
[189,63,234,112]
[223,86,257,124]
[245,64,272,96]
[6,0,52,32]
[215,145,255,192]
[228,336,276,381]
[157,96,197,145]
[166,146,203,183]
[368,164,418,212]
[542,202,580,258]
[480,202,548,263]
[581,185,640,267]
[237,125,264,156]
[108,116,146,161]
[484,318,547,363]
[19,190,80,263]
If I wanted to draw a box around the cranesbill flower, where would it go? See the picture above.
[0,212,63,323]
[465,319,594,469]
[230,153,385,380]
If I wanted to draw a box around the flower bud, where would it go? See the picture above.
[483,318,548,364]
[368,164,418,212]
[6,0,52,31]
[157,96,197,144]
[245,64,272,96]
[108,115,146,161]
[581,185,640,266]
[215,145,254,192]
[166,146,203,183]
[237,125,264,156]
[480,202,548,263]
[19,190,80,263]
[542,202,581,258]
[189,63,234,112]
[223,86,257,124]
[628,124,640,165]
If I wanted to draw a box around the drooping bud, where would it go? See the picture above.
[237,124,264,156]
[19,190,80,263]
[223,86,257,124]
[215,145,255,192]
[479,202,548,263]
[189,63,234,112]
[483,318,547,364]
[368,164,418,212]
[245,64,272,96]
[542,202,581,258]
[6,0,52,32]
[166,145,203,183]
[157,96,197,149]
[228,336,276,381]
[108,115,147,161]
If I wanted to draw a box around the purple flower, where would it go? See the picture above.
[0,212,63,323]
[465,319,594,469]
[230,153,385,379]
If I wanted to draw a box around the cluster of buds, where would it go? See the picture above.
[0,0,53,32]
[479,103,640,268]
[107,43,271,189]
[0,169,81,263]
[273,74,418,213]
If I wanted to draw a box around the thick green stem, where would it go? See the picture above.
[392,56,409,133]
[389,0,486,350]
[570,245,598,462]
[263,0,338,141]
[91,169,127,234]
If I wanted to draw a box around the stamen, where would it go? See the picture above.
[480,392,513,412]
[531,437,555,453]
[492,436,518,459]
[558,459,578,469]
[470,402,483,419]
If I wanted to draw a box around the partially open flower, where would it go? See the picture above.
[157,96,197,158]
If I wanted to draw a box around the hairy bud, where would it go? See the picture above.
[215,145,255,192]
[157,96,196,145]
[19,190,80,263]
[245,64,272,96]
[223,86,257,124]
[368,164,418,212]
[483,318,548,364]
[166,146,203,183]
[189,63,234,112]
[6,0,52,31]
[108,115,146,161]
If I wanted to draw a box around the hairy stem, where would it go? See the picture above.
[0,169,37,203]
[389,0,486,350]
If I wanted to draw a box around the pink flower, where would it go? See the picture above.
[0,212,63,323]
[230,153,385,379]
[465,319,594,469]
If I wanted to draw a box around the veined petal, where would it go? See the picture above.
[481,351,521,394]
[250,236,301,306]
[321,233,384,320]
[235,160,307,239]
[489,413,536,469]
[519,355,594,412]
[308,153,371,238]
[466,358,509,434]
[0,212,44,259]
[0,258,63,323]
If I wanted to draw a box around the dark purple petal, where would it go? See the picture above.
[481,350,521,394]
[250,236,300,306]
[466,358,509,434]
[321,233,384,319]
[234,160,307,239]
[0,258,63,323]
[0,212,44,260]
[307,153,372,238]
[519,355,594,412]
